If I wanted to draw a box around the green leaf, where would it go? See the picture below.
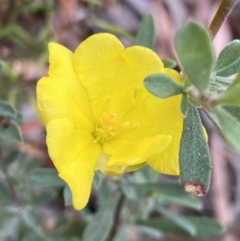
[215,40,240,77]
[129,181,202,210]
[162,58,177,69]
[0,101,18,119]
[135,14,155,49]
[144,73,183,99]
[51,222,85,239]
[180,105,212,195]
[29,168,65,187]
[0,177,13,204]
[0,61,4,74]
[180,93,189,117]
[224,105,240,120]
[63,185,72,206]
[175,20,214,95]
[1,149,21,168]
[213,107,240,154]
[137,216,225,237]
[156,206,197,236]
[0,120,23,143]
[215,70,240,106]
[214,76,233,92]
[82,193,121,241]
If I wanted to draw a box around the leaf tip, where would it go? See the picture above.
[184,182,206,196]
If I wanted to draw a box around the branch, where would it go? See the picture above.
[208,0,238,39]
[106,193,125,241]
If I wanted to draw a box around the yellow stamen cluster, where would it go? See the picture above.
[93,111,118,144]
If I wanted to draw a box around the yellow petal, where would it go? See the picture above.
[46,118,101,210]
[73,34,164,118]
[37,43,94,130]
[104,135,172,166]
[73,33,124,118]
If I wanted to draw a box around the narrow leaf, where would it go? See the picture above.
[135,14,155,49]
[215,40,240,77]
[63,185,72,206]
[214,76,233,92]
[0,101,18,119]
[180,93,189,117]
[82,193,121,241]
[214,107,240,154]
[180,105,212,195]
[224,106,240,120]
[144,73,183,99]
[175,20,214,95]
[129,181,202,210]
[137,216,225,237]
[215,70,240,106]
[162,58,177,69]
[0,61,4,74]
[29,168,65,187]
[0,119,22,143]
[157,206,197,236]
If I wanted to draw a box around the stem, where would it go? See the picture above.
[208,0,238,39]
[106,193,125,241]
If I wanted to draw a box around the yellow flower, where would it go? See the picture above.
[37,33,183,210]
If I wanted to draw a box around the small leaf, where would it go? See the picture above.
[175,20,214,95]
[213,107,240,154]
[63,185,72,206]
[157,206,197,236]
[82,193,121,241]
[215,70,240,106]
[29,168,65,187]
[214,76,233,92]
[137,216,225,237]
[129,181,202,210]
[215,40,240,77]
[0,120,23,143]
[162,58,177,69]
[135,14,155,49]
[0,101,18,119]
[224,106,240,120]
[180,93,189,117]
[0,61,4,74]
[144,73,183,99]
[180,105,212,195]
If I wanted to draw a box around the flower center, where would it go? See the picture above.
[93,111,118,145]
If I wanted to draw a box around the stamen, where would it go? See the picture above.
[93,111,118,144]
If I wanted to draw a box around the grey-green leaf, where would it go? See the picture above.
[129,181,202,210]
[224,106,240,120]
[135,14,155,49]
[0,101,18,119]
[214,76,233,92]
[82,193,121,241]
[144,73,183,99]
[0,61,4,74]
[213,107,240,154]
[180,93,189,117]
[215,70,240,106]
[137,216,225,237]
[29,168,65,187]
[0,120,23,143]
[180,105,212,195]
[175,20,214,95]
[157,206,197,236]
[162,58,177,69]
[215,40,240,77]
